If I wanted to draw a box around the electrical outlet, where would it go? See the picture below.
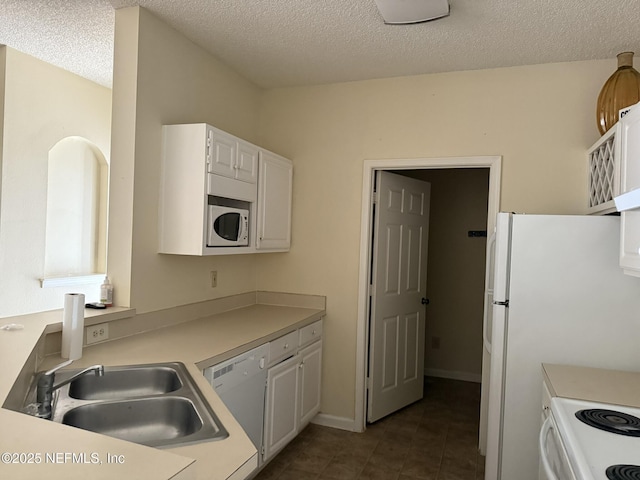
[210,270,218,288]
[87,323,109,345]
[431,336,440,349]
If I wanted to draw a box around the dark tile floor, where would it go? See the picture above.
[254,377,485,480]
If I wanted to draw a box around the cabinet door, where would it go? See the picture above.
[620,107,640,196]
[618,107,640,275]
[236,140,259,184]
[620,211,640,275]
[586,124,620,214]
[298,340,322,428]
[263,355,299,461]
[208,128,237,179]
[257,151,293,250]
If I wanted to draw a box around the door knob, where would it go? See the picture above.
[421,298,430,305]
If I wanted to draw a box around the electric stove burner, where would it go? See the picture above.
[606,465,640,480]
[575,409,640,437]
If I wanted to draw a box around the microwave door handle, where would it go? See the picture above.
[206,206,215,247]
[240,216,248,242]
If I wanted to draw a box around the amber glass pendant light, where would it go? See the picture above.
[596,52,640,135]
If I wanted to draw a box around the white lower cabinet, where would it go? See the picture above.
[263,354,300,461]
[262,321,323,463]
[298,341,322,429]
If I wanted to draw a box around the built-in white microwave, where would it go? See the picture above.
[207,205,249,247]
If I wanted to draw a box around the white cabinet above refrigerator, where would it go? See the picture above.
[612,105,640,276]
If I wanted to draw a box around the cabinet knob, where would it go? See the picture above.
[284,343,289,349]
[312,330,316,335]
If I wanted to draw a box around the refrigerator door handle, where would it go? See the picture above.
[482,231,497,354]
[493,300,509,307]
[482,297,492,354]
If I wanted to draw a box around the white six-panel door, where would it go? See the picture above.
[367,171,431,423]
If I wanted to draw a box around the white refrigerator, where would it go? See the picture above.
[483,213,640,480]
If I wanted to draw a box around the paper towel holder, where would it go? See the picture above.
[62,292,85,361]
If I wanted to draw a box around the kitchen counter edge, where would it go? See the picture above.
[542,363,640,408]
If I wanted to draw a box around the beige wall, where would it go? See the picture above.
[0,47,112,318]
[108,7,263,313]
[410,168,489,381]
[0,5,623,425]
[256,60,615,420]
[0,47,5,252]
[1,9,620,423]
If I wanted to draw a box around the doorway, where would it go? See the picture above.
[355,156,501,449]
[367,171,432,423]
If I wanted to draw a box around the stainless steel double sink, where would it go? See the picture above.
[50,362,228,448]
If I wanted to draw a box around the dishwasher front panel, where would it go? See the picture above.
[205,344,269,458]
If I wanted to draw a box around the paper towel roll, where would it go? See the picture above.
[61,293,85,360]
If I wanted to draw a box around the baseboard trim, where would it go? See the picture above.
[310,370,481,433]
[311,413,361,432]
[425,368,482,383]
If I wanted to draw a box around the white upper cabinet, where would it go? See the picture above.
[618,106,640,203]
[257,151,293,251]
[614,106,640,276]
[206,125,259,183]
[159,124,213,255]
[207,128,258,184]
[236,140,260,184]
[207,128,235,178]
[159,123,291,256]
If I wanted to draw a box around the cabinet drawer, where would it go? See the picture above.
[299,320,322,347]
[268,331,298,366]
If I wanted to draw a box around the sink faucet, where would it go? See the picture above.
[36,360,104,419]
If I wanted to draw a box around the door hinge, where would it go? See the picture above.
[372,191,379,205]
[366,376,372,390]
[261,445,265,456]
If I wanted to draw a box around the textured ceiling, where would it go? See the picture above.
[2,0,640,89]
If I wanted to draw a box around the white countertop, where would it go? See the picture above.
[543,363,640,408]
[0,294,325,480]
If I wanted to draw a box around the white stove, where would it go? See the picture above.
[544,397,640,480]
